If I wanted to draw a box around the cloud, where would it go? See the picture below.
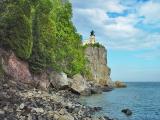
[71,0,126,12]
[139,1,160,25]
[72,0,160,51]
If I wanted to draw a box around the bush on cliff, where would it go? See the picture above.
[0,1,33,59]
[29,0,57,72]
[0,0,88,77]
[83,43,105,49]
[53,1,86,76]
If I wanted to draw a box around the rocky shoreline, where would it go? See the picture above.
[0,79,116,120]
[0,48,128,120]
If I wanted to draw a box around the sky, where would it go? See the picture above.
[71,0,160,82]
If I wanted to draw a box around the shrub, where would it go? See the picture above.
[0,1,33,59]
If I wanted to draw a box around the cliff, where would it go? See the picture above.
[0,48,114,119]
[0,48,102,95]
[84,45,113,86]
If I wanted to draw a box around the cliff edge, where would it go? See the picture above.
[84,45,113,86]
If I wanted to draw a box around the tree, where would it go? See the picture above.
[0,1,33,59]
[0,0,88,76]
[53,0,86,76]
[29,0,57,72]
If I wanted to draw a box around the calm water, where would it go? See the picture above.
[80,82,160,120]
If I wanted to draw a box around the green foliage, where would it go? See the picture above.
[29,0,57,72]
[0,1,33,59]
[49,0,86,76]
[92,43,105,48]
[83,42,105,49]
[0,0,89,76]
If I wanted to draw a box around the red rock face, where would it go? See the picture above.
[8,54,31,81]
[0,49,51,90]
[1,51,32,84]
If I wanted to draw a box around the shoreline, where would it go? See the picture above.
[0,80,115,120]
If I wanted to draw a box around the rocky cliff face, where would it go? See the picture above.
[0,48,114,120]
[0,48,103,95]
[85,46,113,86]
[0,49,32,83]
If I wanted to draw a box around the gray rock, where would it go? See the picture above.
[114,81,127,88]
[102,86,113,92]
[0,109,5,115]
[91,86,102,94]
[50,71,69,90]
[19,103,25,110]
[69,74,91,96]
[32,108,44,113]
[121,108,132,116]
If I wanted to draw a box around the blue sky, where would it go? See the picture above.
[71,0,160,82]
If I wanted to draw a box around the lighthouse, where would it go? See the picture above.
[83,30,96,45]
[89,30,96,44]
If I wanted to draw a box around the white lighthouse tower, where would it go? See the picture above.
[83,30,96,45]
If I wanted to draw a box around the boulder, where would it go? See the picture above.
[114,81,127,88]
[0,109,5,115]
[121,108,132,116]
[88,82,102,94]
[69,74,91,96]
[32,108,44,113]
[91,86,102,94]
[0,49,32,84]
[101,86,113,92]
[50,71,69,90]
[33,72,50,91]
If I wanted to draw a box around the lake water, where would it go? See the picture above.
[80,82,160,120]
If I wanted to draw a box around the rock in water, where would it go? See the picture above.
[93,107,102,111]
[114,81,127,88]
[121,108,132,116]
[102,86,114,92]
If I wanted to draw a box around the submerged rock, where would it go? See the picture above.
[121,108,132,116]
[93,107,102,111]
